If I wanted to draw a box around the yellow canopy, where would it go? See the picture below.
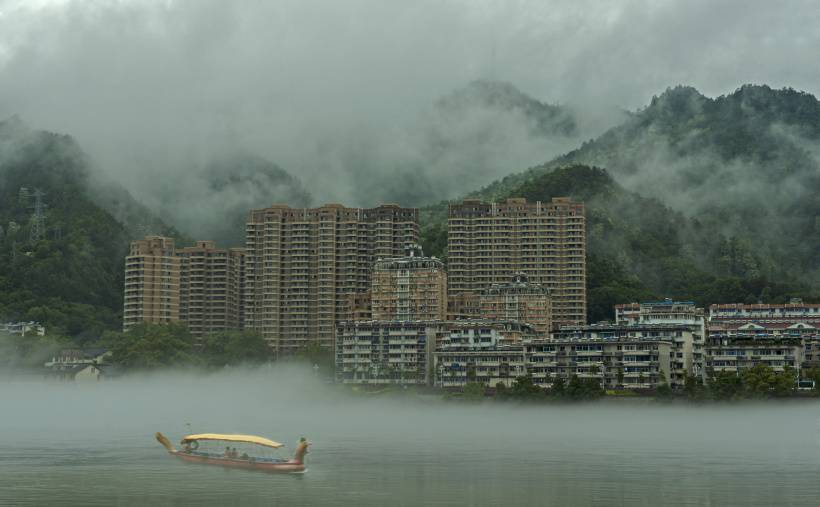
[181,433,283,449]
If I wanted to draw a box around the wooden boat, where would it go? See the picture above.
[155,432,310,473]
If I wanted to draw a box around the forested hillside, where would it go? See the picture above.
[5,83,820,335]
[448,86,820,276]
[421,164,814,323]
[0,117,178,339]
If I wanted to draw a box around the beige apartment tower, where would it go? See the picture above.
[371,245,447,322]
[123,236,245,339]
[123,236,181,330]
[244,204,419,355]
[448,197,585,328]
[177,241,246,339]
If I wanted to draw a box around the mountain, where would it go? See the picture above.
[422,164,814,323]
[341,80,586,208]
[435,80,577,138]
[0,117,180,340]
[421,85,820,321]
[152,153,312,246]
[467,85,820,282]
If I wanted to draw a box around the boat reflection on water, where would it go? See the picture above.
[155,432,310,473]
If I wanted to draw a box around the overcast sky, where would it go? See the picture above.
[0,0,818,218]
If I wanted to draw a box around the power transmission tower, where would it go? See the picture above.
[18,187,29,208]
[28,189,46,244]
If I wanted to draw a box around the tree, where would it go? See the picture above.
[199,330,270,367]
[463,382,486,400]
[655,382,674,400]
[0,332,70,369]
[105,323,198,370]
[708,371,743,401]
[294,341,335,374]
[741,364,778,398]
[495,382,509,399]
[683,374,706,401]
[509,375,545,400]
[773,366,797,397]
[549,377,566,398]
[466,362,477,383]
[563,375,604,401]
[803,367,820,389]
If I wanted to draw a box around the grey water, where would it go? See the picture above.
[1,367,818,506]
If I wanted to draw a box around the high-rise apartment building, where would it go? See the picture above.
[244,203,419,355]
[123,236,244,339]
[479,272,552,336]
[177,241,246,339]
[123,236,181,330]
[448,197,585,328]
[371,245,447,321]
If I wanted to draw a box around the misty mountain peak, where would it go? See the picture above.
[0,114,32,141]
[437,80,577,137]
[722,84,820,131]
[645,86,707,121]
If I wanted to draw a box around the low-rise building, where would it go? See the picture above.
[433,334,672,390]
[704,334,803,376]
[616,299,706,376]
[335,321,446,385]
[336,320,536,387]
[525,339,671,390]
[554,323,695,388]
[434,343,527,389]
[708,300,820,338]
[803,336,820,370]
[0,321,45,336]
[706,301,820,378]
[434,322,530,388]
[44,348,112,381]
[446,320,537,345]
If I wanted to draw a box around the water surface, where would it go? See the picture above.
[1,368,818,506]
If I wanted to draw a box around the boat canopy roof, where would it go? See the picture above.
[181,433,284,449]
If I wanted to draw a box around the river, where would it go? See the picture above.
[1,367,818,506]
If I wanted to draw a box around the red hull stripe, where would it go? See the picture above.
[171,452,305,472]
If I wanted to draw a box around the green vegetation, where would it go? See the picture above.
[706,365,797,401]
[421,85,820,321]
[492,375,604,402]
[462,382,487,400]
[291,342,335,376]
[422,164,816,322]
[0,118,180,339]
[7,84,820,357]
[0,332,71,370]
[101,323,272,371]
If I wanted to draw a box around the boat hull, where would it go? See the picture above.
[170,451,305,473]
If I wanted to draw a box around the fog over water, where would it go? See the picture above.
[1,366,819,506]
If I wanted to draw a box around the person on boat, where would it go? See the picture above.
[231,447,239,458]
[182,442,193,453]
[224,446,231,458]
[240,452,249,460]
